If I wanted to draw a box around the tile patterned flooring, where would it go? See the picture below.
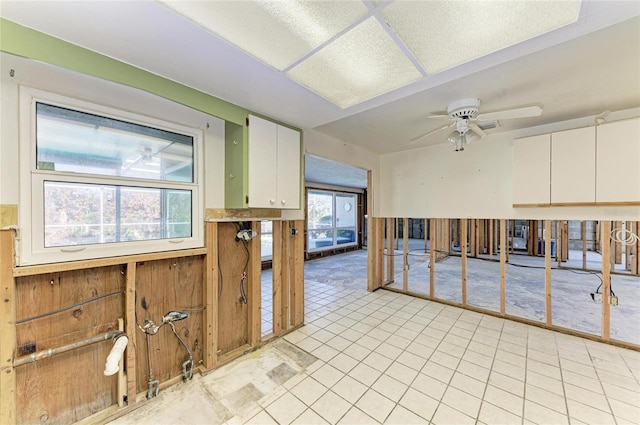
[113,250,640,425]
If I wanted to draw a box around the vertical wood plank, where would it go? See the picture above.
[557,221,562,267]
[545,220,552,327]
[247,222,262,346]
[582,221,587,270]
[366,171,376,292]
[376,219,384,289]
[125,262,138,404]
[292,220,305,327]
[489,219,494,256]
[602,220,611,340]
[0,230,16,425]
[430,219,436,298]
[386,218,395,283]
[272,221,283,334]
[403,218,409,292]
[282,221,292,329]
[500,219,507,316]
[461,219,467,306]
[204,222,218,369]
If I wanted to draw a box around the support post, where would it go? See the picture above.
[545,220,552,327]
[500,219,506,316]
[0,230,16,425]
[292,220,305,327]
[125,262,138,404]
[272,221,283,334]
[247,221,262,346]
[582,221,587,270]
[461,219,467,306]
[429,218,436,298]
[204,222,218,369]
[386,218,395,283]
[602,220,611,340]
[403,217,408,292]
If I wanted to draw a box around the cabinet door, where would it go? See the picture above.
[551,127,595,205]
[248,115,277,208]
[512,134,550,206]
[276,125,301,209]
[596,118,640,204]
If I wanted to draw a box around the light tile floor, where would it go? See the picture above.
[114,250,640,425]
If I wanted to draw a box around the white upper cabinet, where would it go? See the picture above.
[551,126,596,205]
[512,134,551,206]
[247,115,301,209]
[596,117,640,204]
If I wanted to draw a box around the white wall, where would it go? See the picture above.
[378,109,640,221]
[302,129,379,214]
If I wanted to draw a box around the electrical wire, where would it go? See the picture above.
[16,289,125,324]
[239,237,250,304]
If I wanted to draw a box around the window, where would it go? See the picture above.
[20,88,204,265]
[307,189,357,251]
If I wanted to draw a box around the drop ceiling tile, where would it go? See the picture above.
[161,0,368,71]
[382,0,582,75]
[286,17,423,109]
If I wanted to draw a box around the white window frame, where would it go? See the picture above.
[19,86,204,265]
[307,189,358,252]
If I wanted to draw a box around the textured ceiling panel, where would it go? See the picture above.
[161,0,368,71]
[382,0,581,75]
[286,17,422,108]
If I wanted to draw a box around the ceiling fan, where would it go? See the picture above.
[410,98,543,151]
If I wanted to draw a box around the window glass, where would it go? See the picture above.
[307,189,357,250]
[36,103,194,182]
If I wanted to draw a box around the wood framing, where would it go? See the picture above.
[402,218,409,291]
[272,221,283,334]
[386,218,395,283]
[204,222,218,369]
[461,219,467,306]
[545,220,552,326]
[125,262,138,405]
[602,220,611,340]
[500,219,507,316]
[429,218,435,297]
[282,221,292,326]
[292,220,305,327]
[0,230,16,425]
[247,222,262,346]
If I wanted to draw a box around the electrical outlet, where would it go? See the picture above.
[290,228,298,236]
[610,296,619,306]
[591,293,603,302]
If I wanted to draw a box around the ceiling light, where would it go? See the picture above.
[286,17,422,109]
[381,0,582,75]
[160,0,368,71]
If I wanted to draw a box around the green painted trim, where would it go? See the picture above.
[225,121,246,208]
[0,18,248,125]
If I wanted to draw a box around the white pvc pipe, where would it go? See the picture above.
[104,335,128,376]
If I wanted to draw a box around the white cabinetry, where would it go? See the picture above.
[596,117,640,204]
[551,126,596,205]
[512,134,551,206]
[247,115,301,209]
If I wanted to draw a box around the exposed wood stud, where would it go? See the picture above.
[602,220,611,341]
[403,218,409,292]
[125,262,138,405]
[386,218,395,284]
[429,219,435,297]
[461,219,467,306]
[500,219,506,316]
[0,230,16,425]
[272,221,283,335]
[545,220,552,327]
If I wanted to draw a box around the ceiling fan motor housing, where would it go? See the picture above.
[447,97,480,119]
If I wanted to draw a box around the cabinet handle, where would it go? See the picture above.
[270,199,275,205]
[281,200,286,205]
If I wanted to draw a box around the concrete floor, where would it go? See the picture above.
[381,241,640,346]
[110,249,640,425]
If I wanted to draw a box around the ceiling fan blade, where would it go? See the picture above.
[427,114,451,120]
[409,123,455,144]
[476,105,542,122]
[469,123,487,139]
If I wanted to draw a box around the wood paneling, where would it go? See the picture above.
[216,223,248,355]
[134,256,204,392]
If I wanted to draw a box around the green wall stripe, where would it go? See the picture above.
[0,18,249,125]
